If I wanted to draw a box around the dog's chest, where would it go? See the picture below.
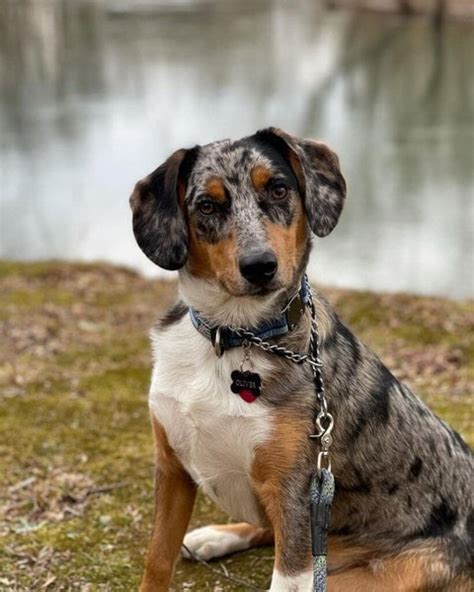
[149,318,274,524]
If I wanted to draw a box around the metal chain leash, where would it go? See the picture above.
[306,286,333,474]
[229,325,323,370]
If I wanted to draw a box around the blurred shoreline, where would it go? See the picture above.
[328,0,473,21]
[105,0,474,21]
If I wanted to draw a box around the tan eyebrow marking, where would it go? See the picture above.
[204,177,226,202]
[251,165,272,191]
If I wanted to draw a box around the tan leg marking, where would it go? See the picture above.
[139,415,197,592]
[328,537,458,592]
[328,556,425,592]
[251,409,312,575]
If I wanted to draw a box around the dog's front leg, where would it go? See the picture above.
[252,412,314,591]
[139,416,197,592]
[254,477,313,591]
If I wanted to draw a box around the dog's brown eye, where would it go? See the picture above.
[271,184,288,200]
[198,200,216,215]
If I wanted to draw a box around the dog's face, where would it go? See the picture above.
[130,128,346,297]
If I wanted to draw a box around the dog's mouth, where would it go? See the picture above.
[244,285,278,297]
[221,279,282,298]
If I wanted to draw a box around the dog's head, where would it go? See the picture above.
[130,128,346,300]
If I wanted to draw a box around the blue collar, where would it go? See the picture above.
[189,278,311,356]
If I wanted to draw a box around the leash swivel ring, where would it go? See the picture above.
[317,450,331,473]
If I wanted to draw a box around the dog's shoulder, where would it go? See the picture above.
[150,299,192,354]
[149,300,199,369]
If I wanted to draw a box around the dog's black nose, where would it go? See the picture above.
[239,250,278,285]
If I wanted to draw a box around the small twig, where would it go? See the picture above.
[220,561,230,578]
[64,506,83,517]
[41,574,56,589]
[8,476,36,493]
[86,482,127,496]
[181,543,265,592]
[4,547,37,562]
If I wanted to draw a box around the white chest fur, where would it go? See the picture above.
[148,316,275,525]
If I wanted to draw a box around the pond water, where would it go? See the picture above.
[0,0,473,298]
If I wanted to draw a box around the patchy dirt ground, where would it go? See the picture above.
[0,261,472,591]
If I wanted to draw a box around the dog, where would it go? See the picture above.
[130,128,473,591]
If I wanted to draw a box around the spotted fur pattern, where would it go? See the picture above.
[132,129,473,591]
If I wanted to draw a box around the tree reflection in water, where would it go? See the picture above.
[0,0,472,297]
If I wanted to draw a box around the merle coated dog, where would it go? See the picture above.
[130,128,473,591]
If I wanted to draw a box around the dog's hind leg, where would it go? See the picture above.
[182,522,273,561]
[327,542,464,592]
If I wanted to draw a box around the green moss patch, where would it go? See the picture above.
[0,261,472,590]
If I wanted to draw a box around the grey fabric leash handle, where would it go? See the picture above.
[310,468,335,592]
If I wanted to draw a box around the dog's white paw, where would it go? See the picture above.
[182,526,251,561]
[269,570,313,591]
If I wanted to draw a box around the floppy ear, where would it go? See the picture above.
[255,127,346,237]
[130,148,197,270]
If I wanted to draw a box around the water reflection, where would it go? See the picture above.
[0,0,472,297]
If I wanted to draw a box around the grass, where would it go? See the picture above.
[0,261,472,591]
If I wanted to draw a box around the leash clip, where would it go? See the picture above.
[309,411,334,441]
[310,411,334,474]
